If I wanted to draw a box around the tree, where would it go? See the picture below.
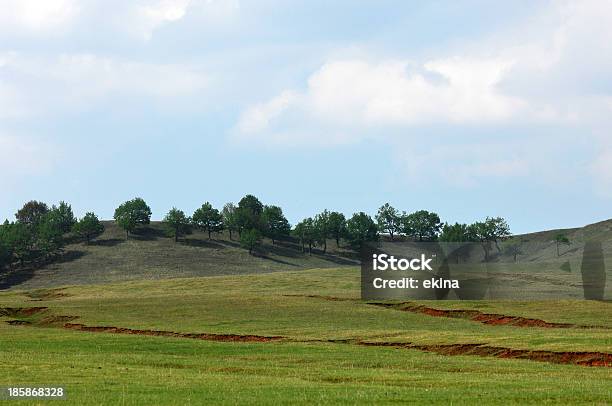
[553,233,570,257]
[236,194,264,236]
[72,213,105,244]
[261,205,290,244]
[439,223,474,242]
[293,218,317,254]
[15,200,49,226]
[346,212,378,250]
[327,211,347,248]
[192,203,224,239]
[402,210,442,241]
[0,222,12,269]
[469,221,492,260]
[113,197,152,239]
[163,208,191,242]
[51,201,76,234]
[313,210,331,253]
[35,210,65,258]
[485,216,511,251]
[0,222,32,265]
[240,228,261,255]
[222,203,239,240]
[376,203,401,241]
[0,240,9,270]
[469,217,511,260]
[503,239,523,262]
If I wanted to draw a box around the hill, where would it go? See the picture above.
[1,217,611,291]
[0,221,358,290]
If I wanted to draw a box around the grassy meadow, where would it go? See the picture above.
[0,221,611,404]
[1,267,611,404]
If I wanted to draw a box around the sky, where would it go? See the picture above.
[1,0,612,234]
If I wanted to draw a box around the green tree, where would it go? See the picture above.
[72,213,105,244]
[240,228,261,255]
[113,197,152,239]
[402,210,442,241]
[468,217,511,260]
[376,203,401,241]
[439,222,474,242]
[553,233,570,257]
[293,218,317,254]
[35,210,65,258]
[346,212,378,250]
[51,201,76,234]
[222,203,238,240]
[0,241,9,269]
[236,194,264,236]
[327,211,347,248]
[0,222,12,269]
[468,221,491,260]
[261,205,290,244]
[0,222,32,265]
[313,210,331,253]
[15,200,49,226]
[163,208,191,242]
[192,203,224,239]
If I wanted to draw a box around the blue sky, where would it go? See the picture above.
[1,0,611,233]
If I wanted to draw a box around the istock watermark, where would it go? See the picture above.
[372,253,434,271]
[361,240,610,301]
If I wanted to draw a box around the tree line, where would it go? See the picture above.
[0,195,513,271]
[0,200,104,271]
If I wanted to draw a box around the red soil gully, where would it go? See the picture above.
[0,306,48,317]
[285,295,607,329]
[369,302,608,329]
[3,305,609,367]
[62,323,284,343]
[359,342,612,367]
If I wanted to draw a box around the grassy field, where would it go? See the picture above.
[1,267,611,404]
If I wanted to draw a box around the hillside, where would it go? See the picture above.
[1,218,611,291]
[0,221,358,290]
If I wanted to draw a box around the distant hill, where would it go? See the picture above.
[0,221,358,290]
[500,218,612,263]
[1,218,611,291]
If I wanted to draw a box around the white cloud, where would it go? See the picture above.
[237,90,298,134]
[235,0,612,143]
[131,0,192,40]
[126,0,240,40]
[0,0,241,40]
[310,57,522,125]
[394,143,531,188]
[0,0,79,33]
[0,52,209,116]
[50,54,209,97]
[232,0,612,192]
[233,57,525,145]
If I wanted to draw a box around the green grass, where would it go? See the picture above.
[1,267,611,404]
[1,324,610,405]
[1,268,610,351]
